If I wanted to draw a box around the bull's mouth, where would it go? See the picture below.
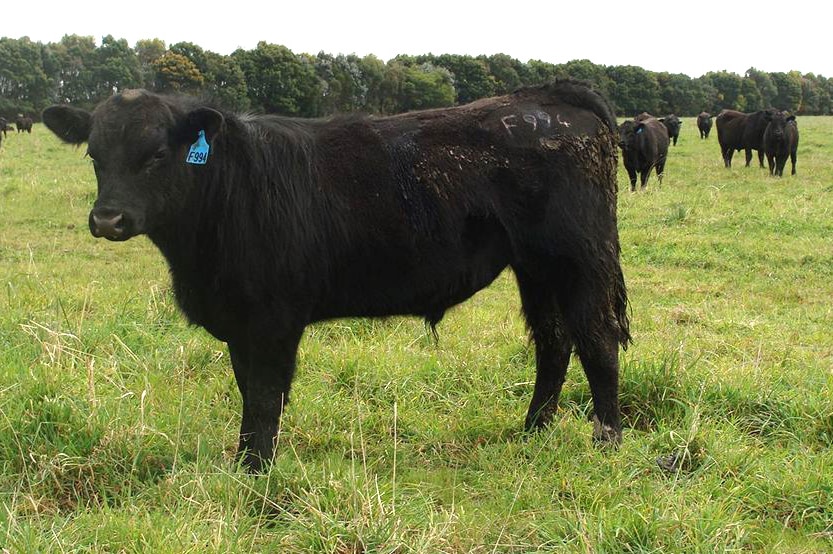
[95,229,132,242]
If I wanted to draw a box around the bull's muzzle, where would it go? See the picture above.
[89,208,128,241]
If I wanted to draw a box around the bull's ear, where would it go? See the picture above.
[786,115,796,122]
[181,107,225,142]
[42,105,91,144]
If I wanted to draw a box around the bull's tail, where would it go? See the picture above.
[612,262,632,349]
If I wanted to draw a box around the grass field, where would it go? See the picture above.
[1,116,832,553]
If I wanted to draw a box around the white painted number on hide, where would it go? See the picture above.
[503,112,569,136]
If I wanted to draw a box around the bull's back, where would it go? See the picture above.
[716,110,747,147]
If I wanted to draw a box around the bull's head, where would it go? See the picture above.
[42,90,224,241]
[618,120,643,151]
[765,111,795,140]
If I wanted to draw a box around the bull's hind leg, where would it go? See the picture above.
[656,157,667,185]
[564,282,623,444]
[515,272,573,431]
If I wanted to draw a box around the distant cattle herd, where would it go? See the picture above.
[614,105,799,188]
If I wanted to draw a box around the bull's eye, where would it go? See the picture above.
[145,148,168,169]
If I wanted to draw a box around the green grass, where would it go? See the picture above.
[1,118,832,552]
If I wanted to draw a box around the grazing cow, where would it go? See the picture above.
[715,108,775,168]
[696,112,713,139]
[42,81,631,471]
[0,117,12,138]
[618,116,670,191]
[15,114,33,134]
[659,114,682,146]
[762,111,799,177]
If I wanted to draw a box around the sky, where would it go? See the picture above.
[7,0,831,79]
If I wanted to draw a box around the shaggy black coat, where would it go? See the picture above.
[43,80,631,471]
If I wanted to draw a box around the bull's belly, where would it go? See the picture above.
[310,221,513,324]
[311,258,509,322]
[311,213,513,322]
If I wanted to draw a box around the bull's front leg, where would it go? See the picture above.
[228,329,303,472]
[626,168,638,192]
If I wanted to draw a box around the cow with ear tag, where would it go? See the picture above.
[618,116,669,191]
[43,83,632,472]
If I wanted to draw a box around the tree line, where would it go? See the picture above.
[2,35,832,121]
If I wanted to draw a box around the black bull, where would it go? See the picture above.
[42,81,631,471]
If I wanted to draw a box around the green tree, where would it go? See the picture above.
[770,71,803,111]
[800,74,830,115]
[704,71,743,111]
[315,52,368,114]
[92,35,142,100]
[739,77,763,111]
[656,72,699,115]
[202,51,249,111]
[152,52,204,93]
[745,68,777,108]
[556,59,612,99]
[0,37,53,117]
[606,65,661,115]
[356,54,387,113]
[233,42,322,115]
[381,61,455,113]
[422,54,494,104]
[47,35,98,107]
[135,38,166,89]
[170,42,207,72]
[691,77,718,114]
[525,59,558,85]
[482,53,523,95]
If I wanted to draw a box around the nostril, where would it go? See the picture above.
[91,211,125,238]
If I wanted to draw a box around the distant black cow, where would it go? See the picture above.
[618,116,670,191]
[15,115,33,134]
[0,117,12,138]
[659,114,682,146]
[696,112,713,139]
[763,111,799,177]
[715,108,775,168]
[43,81,631,471]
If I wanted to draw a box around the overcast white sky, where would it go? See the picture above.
[8,1,831,78]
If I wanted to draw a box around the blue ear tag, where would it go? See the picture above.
[185,130,210,165]
[636,127,644,134]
